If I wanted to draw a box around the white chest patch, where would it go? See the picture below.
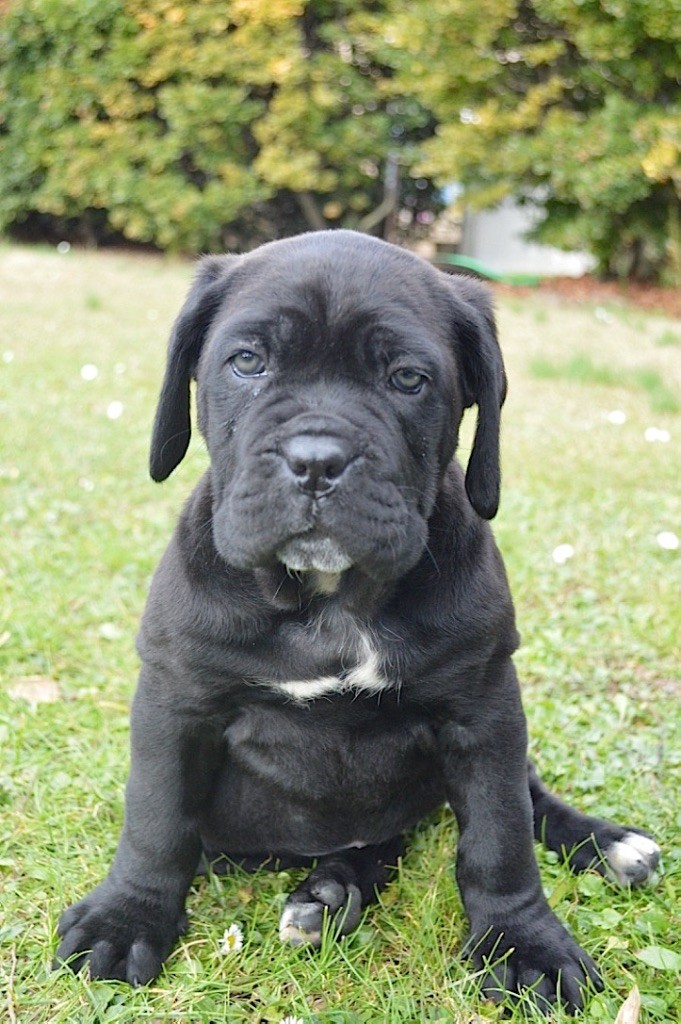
[267,632,388,702]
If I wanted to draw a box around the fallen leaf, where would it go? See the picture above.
[8,676,61,706]
[614,985,641,1024]
[634,944,681,971]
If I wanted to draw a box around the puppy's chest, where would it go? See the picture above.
[261,611,390,702]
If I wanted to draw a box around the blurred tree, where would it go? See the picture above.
[0,0,678,280]
[383,0,681,282]
[249,0,438,235]
[0,0,269,251]
[0,0,438,251]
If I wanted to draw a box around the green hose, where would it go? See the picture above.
[435,252,542,286]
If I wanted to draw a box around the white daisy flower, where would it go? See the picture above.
[552,544,574,565]
[80,363,98,381]
[98,622,122,641]
[220,923,244,954]
[280,1017,305,1024]
[644,427,670,443]
[2,351,14,363]
[606,409,626,425]
[106,400,124,420]
[656,531,679,551]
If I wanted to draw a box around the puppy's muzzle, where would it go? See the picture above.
[280,433,355,498]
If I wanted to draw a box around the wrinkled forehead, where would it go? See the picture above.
[210,240,448,369]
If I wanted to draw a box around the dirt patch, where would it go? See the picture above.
[496,276,681,319]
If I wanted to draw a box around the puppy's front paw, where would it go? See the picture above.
[279,863,362,947]
[54,881,186,984]
[466,911,602,1015]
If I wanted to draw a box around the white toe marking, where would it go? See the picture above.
[604,832,661,886]
[623,832,660,858]
[279,904,321,946]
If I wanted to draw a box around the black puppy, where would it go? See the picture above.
[56,231,659,1012]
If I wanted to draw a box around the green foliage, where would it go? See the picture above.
[0,0,437,250]
[0,0,273,250]
[0,1,679,279]
[399,0,681,282]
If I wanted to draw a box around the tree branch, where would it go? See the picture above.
[297,191,328,231]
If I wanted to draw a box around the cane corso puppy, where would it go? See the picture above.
[56,230,660,1012]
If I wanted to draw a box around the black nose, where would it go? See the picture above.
[281,434,353,496]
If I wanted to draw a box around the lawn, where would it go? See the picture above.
[1,243,679,1024]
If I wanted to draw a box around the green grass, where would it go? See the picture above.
[1,244,680,1024]
[529,353,680,413]
[654,329,680,348]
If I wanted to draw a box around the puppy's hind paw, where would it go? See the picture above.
[602,831,661,887]
[279,865,362,947]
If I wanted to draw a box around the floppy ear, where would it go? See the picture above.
[150,255,238,482]
[447,275,507,520]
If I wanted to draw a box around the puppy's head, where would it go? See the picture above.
[150,231,505,582]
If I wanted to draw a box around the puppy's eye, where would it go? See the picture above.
[389,368,427,394]
[230,351,266,377]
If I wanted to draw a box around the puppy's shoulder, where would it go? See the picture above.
[138,473,269,659]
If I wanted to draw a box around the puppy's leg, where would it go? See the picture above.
[440,663,602,1015]
[529,762,660,886]
[279,836,405,947]
[55,673,223,984]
